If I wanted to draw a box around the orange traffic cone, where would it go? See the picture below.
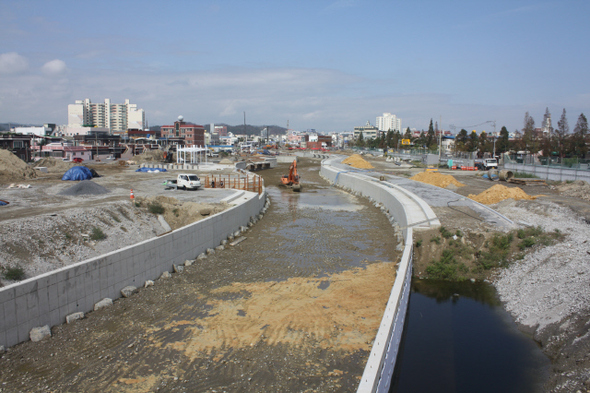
[130,189,135,200]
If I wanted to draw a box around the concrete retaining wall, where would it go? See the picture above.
[504,162,590,182]
[320,158,415,393]
[0,190,267,349]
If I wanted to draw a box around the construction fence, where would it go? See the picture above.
[201,173,265,195]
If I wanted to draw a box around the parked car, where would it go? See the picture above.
[72,157,83,163]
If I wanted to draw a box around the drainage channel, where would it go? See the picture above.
[0,160,402,392]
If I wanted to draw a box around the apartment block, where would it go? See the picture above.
[68,98,145,134]
[376,112,402,133]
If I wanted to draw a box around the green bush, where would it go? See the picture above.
[426,250,468,280]
[519,237,536,250]
[3,266,25,281]
[148,202,165,215]
[90,227,106,241]
[415,239,423,248]
[430,236,441,245]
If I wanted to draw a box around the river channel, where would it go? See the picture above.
[390,279,550,393]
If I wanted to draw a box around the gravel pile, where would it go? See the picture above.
[493,199,590,392]
[494,199,590,332]
[58,180,110,196]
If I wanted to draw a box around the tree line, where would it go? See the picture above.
[354,110,589,160]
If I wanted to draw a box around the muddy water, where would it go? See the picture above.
[391,280,550,393]
[0,160,401,392]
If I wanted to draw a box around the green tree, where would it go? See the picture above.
[455,129,468,152]
[478,131,489,156]
[466,130,479,152]
[572,113,589,158]
[385,130,394,148]
[556,109,569,159]
[356,131,365,147]
[497,126,510,154]
[426,119,435,148]
[521,112,537,154]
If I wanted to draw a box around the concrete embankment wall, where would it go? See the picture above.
[320,158,414,393]
[0,190,267,349]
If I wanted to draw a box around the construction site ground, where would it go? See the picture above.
[1,153,590,392]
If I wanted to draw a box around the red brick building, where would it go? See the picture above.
[161,119,205,146]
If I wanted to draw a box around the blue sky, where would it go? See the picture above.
[1,0,588,133]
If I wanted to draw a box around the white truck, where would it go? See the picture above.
[475,158,498,171]
[164,174,202,190]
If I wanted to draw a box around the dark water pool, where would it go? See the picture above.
[390,279,549,393]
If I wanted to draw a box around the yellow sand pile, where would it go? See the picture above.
[342,154,374,169]
[410,171,465,188]
[468,184,536,205]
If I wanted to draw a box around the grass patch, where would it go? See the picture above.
[90,227,106,241]
[415,239,423,248]
[426,250,468,280]
[513,172,539,178]
[3,266,26,281]
[173,208,179,217]
[148,202,165,215]
[430,236,441,245]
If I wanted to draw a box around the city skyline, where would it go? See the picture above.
[0,1,588,134]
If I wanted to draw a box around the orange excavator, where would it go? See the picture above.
[281,159,301,191]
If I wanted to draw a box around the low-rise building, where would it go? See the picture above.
[161,117,205,146]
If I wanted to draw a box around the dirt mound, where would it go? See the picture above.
[34,157,75,173]
[132,150,164,164]
[219,158,234,165]
[468,184,536,204]
[410,171,465,188]
[342,154,374,169]
[58,180,110,196]
[134,195,228,230]
[0,149,38,183]
[553,180,590,202]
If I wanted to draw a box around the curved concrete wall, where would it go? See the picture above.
[0,189,267,349]
[321,157,421,393]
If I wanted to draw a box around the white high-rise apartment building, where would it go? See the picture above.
[68,98,145,133]
[376,112,402,133]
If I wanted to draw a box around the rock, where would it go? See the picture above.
[0,345,4,354]
[215,245,224,252]
[144,280,154,288]
[173,264,184,273]
[66,312,85,323]
[220,239,228,246]
[200,208,212,216]
[121,286,137,298]
[206,248,215,255]
[30,325,51,342]
[228,235,235,242]
[94,298,113,311]
[197,253,207,260]
[184,259,194,266]
[234,230,241,237]
[160,271,171,279]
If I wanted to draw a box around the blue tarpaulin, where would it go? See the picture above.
[0,200,8,206]
[62,166,93,181]
[135,167,167,173]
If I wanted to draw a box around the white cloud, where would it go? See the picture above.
[0,52,29,74]
[41,59,67,75]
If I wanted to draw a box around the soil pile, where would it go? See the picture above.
[342,154,374,169]
[0,149,37,182]
[132,150,164,164]
[135,195,228,230]
[34,157,74,173]
[553,180,590,202]
[219,158,234,165]
[410,171,465,188]
[468,184,536,204]
[58,180,110,196]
